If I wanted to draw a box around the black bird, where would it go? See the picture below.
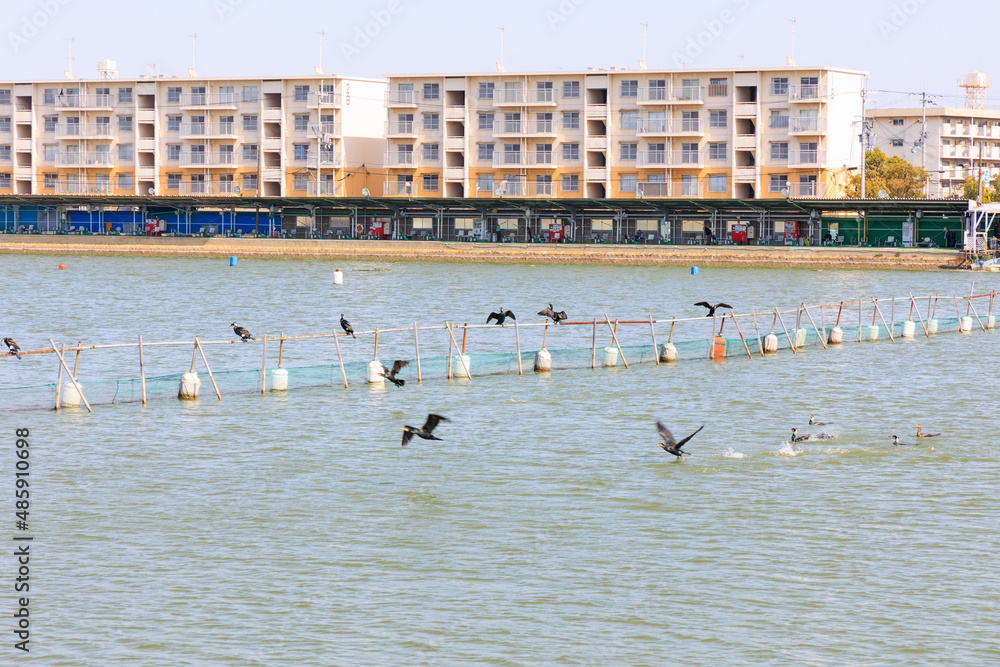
[809,414,833,426]
[790,428,809,443]
[401,414,450,446]
[916,425,940,438]
[537,303,568,324]
[694,302,733,317]
[380,359,408,387]
[230,323,253,342]
[656,421,705,458]
[340,314,356,339]
[891,435,917,447]
[487,308,516,326]
[3,337,21,360]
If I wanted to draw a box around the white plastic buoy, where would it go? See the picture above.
[987,314,996,329]
[271,367,289,391]
[794,328,808,348]
[602,346,619,367]
[534,349,552,372]
[867,325,880,341]
[333,268,344,285]
[928,319,939,334]
[902,320,916,338]
[60,382,82,407]
[454,354,471,378]
[178,371,201,399]
[828,326,843,344]
[367,360,384,383]
[763,333,778,353]
[960,316,973,333]
[659,342,677,362]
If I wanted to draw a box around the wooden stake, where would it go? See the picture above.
[953,293,962,321]
[803,305,828,350]
[48,339,92,413]
[73,340,81,378]
[447,323,453,379]
[138,334,147,405]
[750,309,764,356]
[819,305,826,341]
[909,294,929,337]
[648,315,659,365]
[332,331,349,389]
[774,307,796,353]
[968,298,987,332]
[603,314,629,368]
[731,312,754,359]
[373,327,379,360]
[261,334,267,395]
[890,296,896,329]
[591,319,597,370]
[513,317,523,375]
[54,342,63,412]
[278,331,285,367]
[189,341,198,373]
[195,337,223,400]
[669,317,676,343]
[872,299,896,342]
[447,323,472,379]
[462,324,468,354]
[413,322,422,383]
[835,302,844,327]
[931,294,938,320]
[542,322,548,349]
[858,297,863,343]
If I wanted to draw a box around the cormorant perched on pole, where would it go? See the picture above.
[694,302,733,317]
[230,323,253,342]
[537,304,568,324]
[3,337,21,359]
[380,360,408,387]
[340,314,356,339]
[487,308,516,326]
[401,414,450,446]
[656,421,705,458]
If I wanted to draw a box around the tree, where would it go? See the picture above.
[845,148,930,198]
[962,174,1000,203]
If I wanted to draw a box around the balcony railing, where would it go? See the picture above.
[177,92,238,108]
[637,87,669,103]
[386,90,419,106]
[55,180,113,194]
[179,152,237,167]
[769,115,790,129]
[53,123,114,138]
[494,151,523,166]
[384,151,416,167]
[494,121,524,135]
[786,181,821,197]
[49,93,114,109]
[637,150,668,166]
[383,181,414,196]
[636,180,703,197]
[309,122,342,138]
[179,122,237,138]
[307,181,341,196]
[54,151,113,167]
[788,84,826,101]
[528,119,556,134]
[386,120,416,136]
[168,180,240,195]
[789,117,826,133]
[307,91,341,107]
[787,149,824,166]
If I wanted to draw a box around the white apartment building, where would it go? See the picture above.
[383,66,865,199]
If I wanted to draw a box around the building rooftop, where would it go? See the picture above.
[386,65,868,79]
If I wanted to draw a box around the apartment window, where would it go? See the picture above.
[708,174,727,193]
[0,90,9,105]
[44,173,58,189]
[118,173,133,190]
[708,142,727,160]
[770,141,789,160]
[535,143,553,164]
[218,86,235,104]
[95,87,110,106]
[562,81,580,99]
[799,77,819,99]
[799,175,817,196]
[562,142,579,160]
[562,174,579,192]
[294,144,309,161]
[536,81,554,103]
[167,115,181,132]
[218,174,234,193]
[0,174,9,189]
[769,110,789,128]
[242,144,258,161]
[423,83,440,100]
[118,115,133,132]
[423,113,440,131]
[891,138,904,147]
[397,113,414,133]
[680,79,700,100]
[680,174,699,196]
[478,113,494,131]
[681,111,699,132]
[620,111,638,130]
[535,112,553,133]
[217,115,235,134]
[647,142,665,164]
[648,80,666,101]
[0,145,9,161]
[771,77,789,96]
[43,144,57,161]
[562,112,580,130]
[681,142,699,163]
[66,117,80,135]
[189,145,206,164]
[118,144,133,161]
[320,145,335,164]
[118,87,133,104]
[503,82,523,104]
[621,80,638,98]
[165,144,181,162]
[892,118,904,126]
[422,174,439,191]
[709,109,728,129]
[0,117,9,133]
[422,143,440,160]
[478,143,495,162]
[294,85,309,102]
[477,174,494,192]
[799,141,818,163]
[294,114,310,132]
[242,174,258,191]
[620,174,637,192]
[242,86,259,102]
[294,174,309,191]
[708,78,728,97]
[503,112,521,133]
[620,143,637,160]
[95,145,111,164]
[397,144,414,164]
[769,174,788,193]
[503,143,521,164]
[478,82,495,100]
[167,87,182,104]
[44,116,57,132]
[43,89,56,105]
[95,116,111,134]
[218,144,234,164]
[167,174,181,190]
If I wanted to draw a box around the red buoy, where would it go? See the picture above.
[58,264,66,270]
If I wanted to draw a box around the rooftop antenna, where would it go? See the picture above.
[63,37,74,79]
[787,18,796,66]
[638,22,648,69]
[496,26,505,72]
[738,53,744,67]
[315,31,324,75]
[187,33,197,77]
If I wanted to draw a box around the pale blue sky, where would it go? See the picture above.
[2,0,997,109]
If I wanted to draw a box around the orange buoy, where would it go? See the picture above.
[710,335,726,360]
[58,263,66,270]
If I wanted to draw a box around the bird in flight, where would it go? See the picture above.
[487,308,516,326]
[656,421,705,458]
[891,435,917,446]
[230,323,253,342]
[380,360,408,387]
[694,302,733,317]
[3,337,21,359]
[537,303,568,324]
[809,414,833,426]
[401,414,450,446]
[340,314,356,339]
[916,425,940,438]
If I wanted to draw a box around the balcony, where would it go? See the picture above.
[179,152,237,168]
[179,122,238,139]
[787,149,824,167]
[384,151,416,167]
[525,151,556,168]
[493,151,524,167]
[444,136,465,151]
[734,102,757,118]
[386,90,419,107]
[493,89,525,105]
[636,150,668,167]
[178,93,238,109]
[789,117,826,134]
[734,166,757,183]
[54,151,113,167]
[670,87,703,104]
[307,91,341,108]
[383,181,414,196]
[445,105,466,121]
[308,122,341,138]
[526,119,557,136]
[386,120,417,138]
[444,166,464,181]
[49,94,114,110]
[494,121,525,136]
[636,180,703,197]
[585,104,608,119]
[735,134,756,150]
[54,123,114,139]
[786,181,821,197]
[306,181,341,196]
[171,180,240,195]
[637,87,669,104]
[788,84,827,102]
[636,117,704,136]
[55,180,113,194]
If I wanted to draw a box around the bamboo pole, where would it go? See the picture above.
[731,312,753,359]
[373,327,379,360]
[462,324,468,354]
[278,331,285,367]
[989,290,995,318]
[542,322,548,349]
[48,339,92,413]
[591,319,597,370]
[835,302,844,327]
[909,294,929,337]
[513,317,523,375]
[54,342,63,412]
[603,314,629,368]
[931,295,938,320]
[795,305,803,333]
[668,317,676,343]
[710,315,717,359]
[195,337,223,400]
[447,322,453,379]
[774,307,796,353]
[819,305,826,341]
[872,299,895,342]
[332,331,349,389]
[138,334,147,405]
[648,315,659,365]
[189,341,198,373]
[413,322,422,383]
[447,323,472,379]
[968,298,987,332]
[953,293,962,321]
[73,340,81,378]
[890,296,896,329]
[858,297,863,343]
[803,305,828,350]
[260,334,267,395]
[750,310,764,356]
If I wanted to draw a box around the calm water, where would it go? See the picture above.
[1,254,999,665]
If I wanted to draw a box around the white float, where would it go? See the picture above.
[928,319,939,334]
[60,382,82,407]
[987,314,996,329]
[271,367,289,391]
[763,333,779,353]
[367,360,384,383]
[454,354,472,378]
[828,326,843,344]
[960,316,973,332]
[333,268,344,285]
[867,325,880,341]
[178,371,201,399]
[659,342,677,362]
[602,346,619,367]
[902,320,916,338]
[794,328,808,348]
[534,349,552,372]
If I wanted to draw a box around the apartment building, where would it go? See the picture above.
[0,71,385,198]
[872,107,1000,198]
[383,66,865,200]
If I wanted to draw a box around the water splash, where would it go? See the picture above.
[722,447,747,459]
[779,441,801,457]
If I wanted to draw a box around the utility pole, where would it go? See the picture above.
[860,80,867,199]
[977,140,984,205]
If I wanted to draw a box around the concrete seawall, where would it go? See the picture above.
[0,235,964,270]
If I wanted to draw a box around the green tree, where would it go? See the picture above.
[845,148,930,198]
[962,174,1000,203]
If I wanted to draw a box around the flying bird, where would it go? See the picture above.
[340,314,356,339]
[401,414,450,446]
[3,337,21,359]
[380,360,408,387]
[487,308,516,326]
[230,323,253,342]
[916,425,940,438]
[537,304,568,324]
[809,414,833,426]
[694,302,733,317]
[891,435,917,446]
[656,421,705,458]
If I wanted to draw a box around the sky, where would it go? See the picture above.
[2,0,998,110]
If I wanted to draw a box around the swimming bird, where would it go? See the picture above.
[809,414,833,426]
[537,304,568,324]
[487,308,516,326]
[656,421,705,458]
[401,414,450,446]
[916,425,940,438]
[3,337,21,359]
[790,428,809,443]
[230,323,253,342]
[340,314,356,339]
[694,302,733,317]
[891,435,917,446]
[380,360,408,387]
